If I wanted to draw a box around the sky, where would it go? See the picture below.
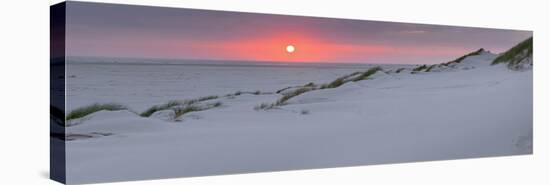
[65,1,532,64]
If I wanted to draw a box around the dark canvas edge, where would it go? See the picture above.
[50,2,67,184]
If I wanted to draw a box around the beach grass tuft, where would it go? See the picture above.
[66,103,127,120]
[140,100,184,117]
[491,37,533,68]
[351,66,382,81]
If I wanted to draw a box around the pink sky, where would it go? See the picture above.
[65,2,532,64]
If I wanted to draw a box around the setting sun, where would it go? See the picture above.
[286,45,295,53]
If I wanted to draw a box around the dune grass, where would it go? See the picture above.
[412,65,428,72]
[323,77,346,89]
[257,66,383,110]
[491,37,533,67]
[425,64,436,72]
[351,66,382,81]
[66,103,127,120]
[449,48,485,64]
[140,95,223,118]
[140,100,184,117]
[410,48,485,73]
[280,66,381,105]
[174,102,222,119]
[276,87,314,105]
[320,71,363,89]
[277,83,316,94]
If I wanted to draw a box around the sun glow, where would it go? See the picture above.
[286,45,295,53]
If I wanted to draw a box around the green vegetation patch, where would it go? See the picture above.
[351,66,382,81]
[140,100,184,117]
[276,87,314,105]
[259,66,383,110]
[491,37,533,66]
[66,103,127,120]
[173,102,222,119]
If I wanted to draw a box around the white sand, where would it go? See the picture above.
[64,53,532,184]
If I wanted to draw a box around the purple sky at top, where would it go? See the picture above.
[65,1,532,64]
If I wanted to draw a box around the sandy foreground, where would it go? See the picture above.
[63,53,532,184]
